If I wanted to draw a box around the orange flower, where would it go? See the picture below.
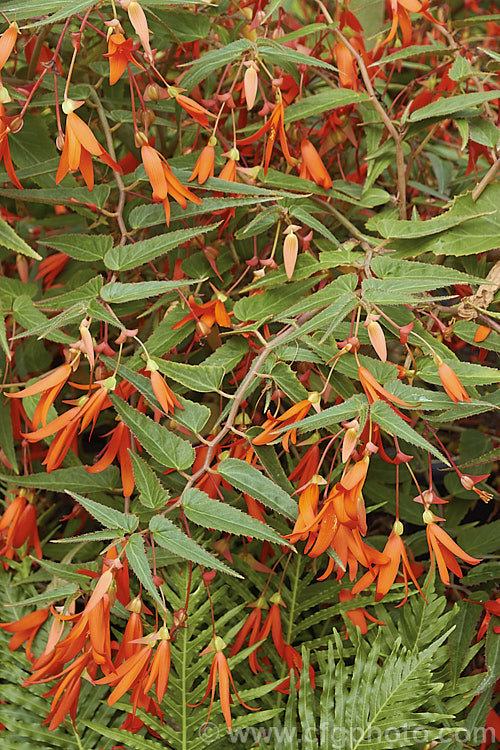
[229,597,268,674]
[384,0,442,47]
[338,589,385,638]
[86,421,135,498]
[474,324,491,343]
[283,224,300,280]
[252,391,321,452]
[35,252,70,288]
[363,314,387,363]
[147,363,183,416]
[299,139,332,189]
[436,359,470,403]
[289,478,321,542]
[189,141,216,185]
[122,0,153,63]
[172,293,231,333]
[42,649,97,731]
[0,608,49,662]
[0,22,18,72]
[0,491,42,564]
[6,363,73,428]
[424,511,481,586]
[168,87,212,129]
[104,33,143,85]
[0,103,23,189]
[352,522,425,605]
[238,96,294,174]
[358,365,414,419]
[138,138,201,224]
[56,101,122,190]
[188,636,257,732]
[218,148,239,182]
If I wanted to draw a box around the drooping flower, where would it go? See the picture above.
[339,589,385,639]
[238,96,294,174]
[0,102,23,189]
[6,363,73,428]
[121,0,154,63]
[188,636,257,732]
[56,101,122,190]
[168,86,212,129]
[146,360,184,416]
[35,252,70,288]
[383,0,442,47]
[104,33,144,85]
[172,293,231,333]
[352,521,425,605]
[283,224,300,280]
[363,314,387,363]
[0,608,49,662]
[229,597,268,674]
[435,358,470,404]
[299,139,332,189]
[424,510,481,586]
[188,139,216,185]
[0,491,42,565]
[252,391,321,452]
[0,22,18,72]
[137,136,201,224]
[85,420,135,498]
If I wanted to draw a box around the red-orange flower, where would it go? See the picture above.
[230,597,268,674]
[352,522,425,605]
[339,589,385,639]
[139,139,201,224]
[238,96,294,175]
[85,420,135,498]
[168,87,212,129]
[299,139,332,189]
[172,293,231,333]
[0,491,42,564]
[104,33,144,85]
[56,102,122,190]
[35,252,70,288]
[147,363,183,416]
[0,608,49,662]
[6,363,73,428]
[0,103,23,189]
[0,22,18,72]
[189,142,216,185]
[384,0,442,47]
[424,511,481,586]
[188,636,257,732]
[252,391,321,452]
[436,359,470,404]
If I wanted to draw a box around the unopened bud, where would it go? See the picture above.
[56,133,65,151]
[283,230,298,280]
[134,130,149,148]
[244,63,259,110]
[196,319,211,338]
[393,519,404,536]
[9,116,23,134]
[145,83,160,101]
[138,109,156,128]
[460,475,474,491]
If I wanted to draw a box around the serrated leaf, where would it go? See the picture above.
[109,394,194,470]
[38,234,112,262]
[100,279,202,304]
[37,277,104,310]
[149,515,240,576]
[125,534,165,611]
[65,491,139,533]
[418,357,500,386]
[277,396,365,433]
[285,89,368,123]
[5,584,78,607]
[0,397,18,473]
[0,216,41,260]
[217,458,297,519]
[1,466,120,492]
[152,358,225,393]
[370,400,449,464]
[183,488,289,545]
[180,39,252,90]
[129,196,273,229]
[409,90,500,121]
[129,453,169,509]
[104,225,218,271]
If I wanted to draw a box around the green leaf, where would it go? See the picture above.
[417,357,500,387]
[5,584,79,607]
[100,279,201,304]
[257,40,337,72]
[366,207,491,239]
[38,234,112,262]
[409,90,500,121]
[149,515,240,576]
[182,488,289,545]
[369,256,485,292]
[37,277,104,310]
[109,393,194,471]
[129,453,170,510]
[152,359,225,393]
[64,491,139,534]
[1,466,120,492]
[104,225,217,271]
[179,39,252,90]
[217,458,297,519]
[0,397,18,473]
[0,186,111,208]
[234,278,317,322]
[370,400,449,464]
[270,361,309,403]
[385,184,500,257]
[277,396,365,434]
[125,533,166,611]
[129,196,273,229]
[0,217,41,260]
[285,89,368,123]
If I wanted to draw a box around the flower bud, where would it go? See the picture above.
[244,63,259,110]
[134,130,149,148]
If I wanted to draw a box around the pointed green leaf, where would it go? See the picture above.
[370,400,449,464]
[129,453,170,510]
[0,216,41,260]
[149,515,240,577]
[125,533,165,611]
[38,234,112,262]
[1,466,120,492]
[65,490,139,534]
[110,393,194,470]
[182,488,290,545]
[100,279,202,304]
[217,458,297,519]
